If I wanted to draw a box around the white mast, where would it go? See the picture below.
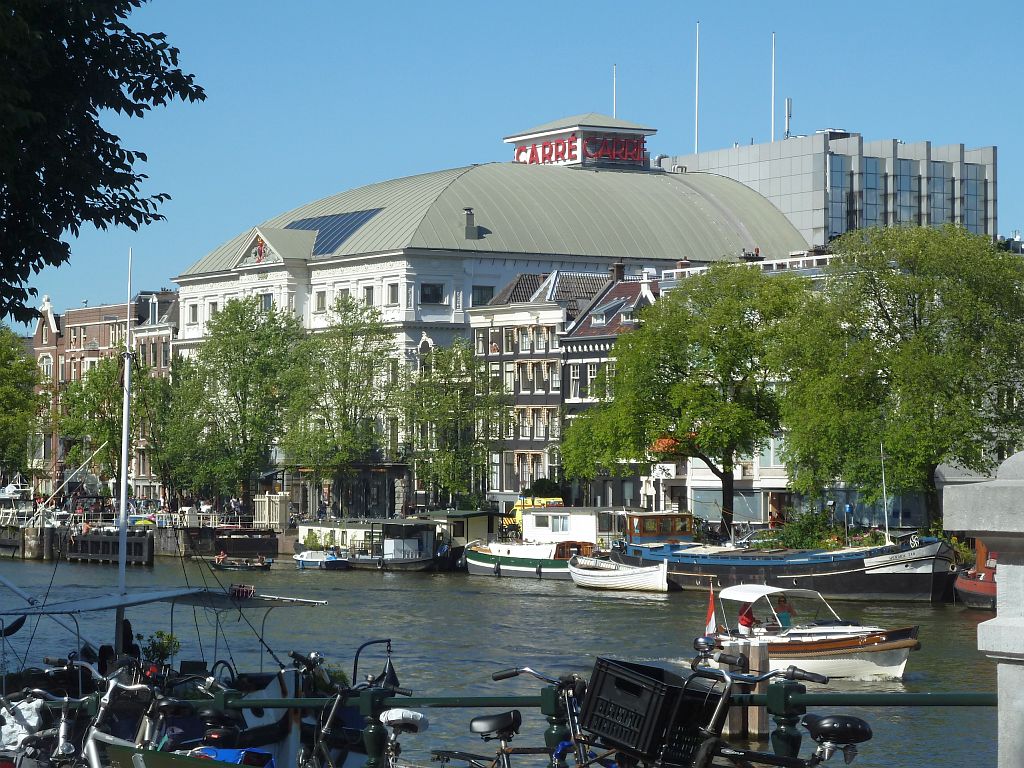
[694,21,700,154]
[613,63,617,118]
[771,32,776,142]
[879,442,892,545]
[114,249,134,655]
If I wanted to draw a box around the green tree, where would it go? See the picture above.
[195,297,303,503]
[150,355,221,500]
[562,264,811,530]
[0,324,43,479]
[0,0,205,323]
[403,339,508,508]
[781,225,1024,524]
[58,355,135,488]
[281,295,397,513]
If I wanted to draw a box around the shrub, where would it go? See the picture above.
[137,630,181,667]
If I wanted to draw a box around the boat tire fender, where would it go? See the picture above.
[536,563,542,579]
[377,558,384,571]
[494,561,501,577]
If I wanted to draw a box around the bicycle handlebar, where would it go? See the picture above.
[21,688,93,706]
[491,668,521,681]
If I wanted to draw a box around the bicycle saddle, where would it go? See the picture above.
[380,708,430,734]
[156,697,196,718]
[470,710,522,740]
[802,714,872,744]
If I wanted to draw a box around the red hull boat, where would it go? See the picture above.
[954,540,996,610]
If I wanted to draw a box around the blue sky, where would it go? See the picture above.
[19,0,1021,327]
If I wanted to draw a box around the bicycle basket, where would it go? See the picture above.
[579,658,722,767]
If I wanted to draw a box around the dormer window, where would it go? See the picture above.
[591,313,607,327]
[621,309,635,324]
[149,296,158,324]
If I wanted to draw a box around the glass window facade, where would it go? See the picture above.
[863,157,885,228]
[963,163,987,235]
[828,154,853,239]
[928,161,954,226]
[894,158,920,227]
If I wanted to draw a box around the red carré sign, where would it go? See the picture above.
[514,132,648,166]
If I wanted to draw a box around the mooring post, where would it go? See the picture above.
[747,639,769,738]
[945,452,1024,768]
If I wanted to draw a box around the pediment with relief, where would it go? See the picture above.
[233,227,316,269]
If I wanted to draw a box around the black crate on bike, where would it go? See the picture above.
[580,658,688,761]
[659,675,722,767]
[580,658,725,766]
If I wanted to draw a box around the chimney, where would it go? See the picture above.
[610,261,625,281]
[464,207,480,240]
[676,258,691,270]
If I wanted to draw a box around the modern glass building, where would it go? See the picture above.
[659,130,997,248]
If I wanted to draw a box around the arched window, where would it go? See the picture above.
[38,354,52,380]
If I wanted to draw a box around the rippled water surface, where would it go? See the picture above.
[0,558,996,767]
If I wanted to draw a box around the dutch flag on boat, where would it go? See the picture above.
[705,584,716,636]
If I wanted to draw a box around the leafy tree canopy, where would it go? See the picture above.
[0,324,43,478]
[194,297,303,498]
[403,338,509,508]
[0,0,205,322]
[58,354,136,486]
[562,264,811,528]
[780,225,1024,523]
[281,295,397,498]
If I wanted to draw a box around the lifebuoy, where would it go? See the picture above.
[376,558,384,570]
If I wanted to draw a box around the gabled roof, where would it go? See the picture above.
[531,271,611,317]
[178,163,808,279]
[567,279,659,340]
[490,273,547,305]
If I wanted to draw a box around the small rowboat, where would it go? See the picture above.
[568,555,670,592]
[210,558,273,572]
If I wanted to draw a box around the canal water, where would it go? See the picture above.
[0,558,995,767]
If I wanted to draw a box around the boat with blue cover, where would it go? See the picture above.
[610,510,957,602]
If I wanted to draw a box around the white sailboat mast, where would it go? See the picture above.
[114,249,134,655]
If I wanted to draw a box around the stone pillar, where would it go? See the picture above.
[944,451,1024,767]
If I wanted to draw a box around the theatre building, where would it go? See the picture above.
[174,113,808,516]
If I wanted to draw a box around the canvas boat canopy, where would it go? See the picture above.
[0,587,327,616]
[717,584,831,603]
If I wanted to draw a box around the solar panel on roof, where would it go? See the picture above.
[285,209,383,255]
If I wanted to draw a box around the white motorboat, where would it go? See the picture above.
[715,584,921,680]
[293,546,350,570]
[567,555,669,592]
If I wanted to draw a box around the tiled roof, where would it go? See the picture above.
[567,279,660,339]
[490,274,546,305]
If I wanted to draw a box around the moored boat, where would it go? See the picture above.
[347,519,450,572]
[293,546,350,570]
[715,584,921,679]
[611,510,957,602]
[567,555,670,592]
[465,540,596,579]
[954,540,997,610]
[210,557,273,572]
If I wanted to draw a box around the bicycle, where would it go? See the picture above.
[295,641,412,768]
[430,666,586,768]
[585,638,872,768]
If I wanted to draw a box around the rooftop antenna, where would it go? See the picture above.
[785,97,792,139]
[114,248,134,655]
[879,441,893,545]
[612,63,617,118]
[770,32,776,142]
[694,21,700,154]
